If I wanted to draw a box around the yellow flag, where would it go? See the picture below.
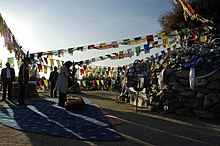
[200,36,207,43]
[44,65,48,74]
[163,38,170,48]
[96,80,100,86]
[50,59,54,67]
[44,80,49,88]
[173,44,177,50]
[157,32,165,39]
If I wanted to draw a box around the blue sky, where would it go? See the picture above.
[0,0,172,67]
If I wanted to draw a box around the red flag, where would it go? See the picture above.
[146,35,154,43]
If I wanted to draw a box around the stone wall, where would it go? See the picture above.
[144,43,220,119]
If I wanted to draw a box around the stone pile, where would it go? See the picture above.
[147,42,220,119]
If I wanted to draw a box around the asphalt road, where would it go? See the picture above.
[0,91,220,146]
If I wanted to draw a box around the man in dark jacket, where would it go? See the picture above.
[18,57,30,106]
[49,66,59,98]
[1,62,15,100]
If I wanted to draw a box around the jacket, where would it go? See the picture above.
[1,68,15,82]
[18,63,29,84]
[54,65,70,93]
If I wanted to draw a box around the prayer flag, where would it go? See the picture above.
[50,59,54,67]
[37,64,43,72]
[44,65,48,74]
[119,51,124,59]
[44,57,48,64]
[200,36,207,43]
[135,46,141,56]
[68,48,75,56]
[7,57,14,67]
[161,50,166,56]
[163,38,170,48]
[146,35,154,43]
[144,44,150,54]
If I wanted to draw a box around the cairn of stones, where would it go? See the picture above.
[147,40,220,119]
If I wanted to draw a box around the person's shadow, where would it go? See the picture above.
[1,98,122,141]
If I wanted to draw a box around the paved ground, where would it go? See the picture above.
[0,91,220,146]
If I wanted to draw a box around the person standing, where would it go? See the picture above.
[1,62,15,101]
[49,66,59,98]
[55,61,72,107]
[18,57,30,106]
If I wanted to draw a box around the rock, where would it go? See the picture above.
[179,90,196,98]
[175,70,189,79]
[164,67,173,76]
[177,95,187,102]
[193,110,215,119]
[179,79,189,86]
[196,88,212,95]
[175,108,190,115]
[217,93,220,100]
[196,69,207,77]
[199,47,210,56]
[207,70,220,82]
[172,85,185,92]
[195,79,208,88]
[214,104,220,110]
[163,90,175,100]
[203,93,219,109]
[169,99,184,110]
[196,92,205,99]
[184,98,202,109]
[207,80,220,90]
[168,82,179,86]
